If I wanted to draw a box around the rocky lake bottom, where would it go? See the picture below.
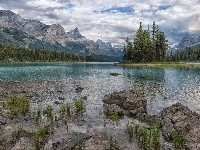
[0,62,200,149]
[0,80,200,150]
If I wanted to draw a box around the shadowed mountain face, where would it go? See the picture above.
[175,36,200,50]
[0,10,125,61]
[0,10,100,55]
[96,39,123,57]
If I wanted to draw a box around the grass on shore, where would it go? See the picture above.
[116,62,200,68]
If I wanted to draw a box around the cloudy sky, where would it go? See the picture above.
[0,0,200,46]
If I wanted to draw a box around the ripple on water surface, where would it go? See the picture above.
[0,62,200,115]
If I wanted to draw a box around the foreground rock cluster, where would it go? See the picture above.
[161,102,200,149]
[103,90,200,150]
[1,81,200,150]
[103,90,147,116]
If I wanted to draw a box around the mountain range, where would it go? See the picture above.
[0,10,122,61]
[0,10,200,60]
[175,36,200,50]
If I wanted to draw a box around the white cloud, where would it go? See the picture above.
[27,0,62,9]
[0,0,200,46]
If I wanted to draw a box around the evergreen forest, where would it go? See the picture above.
[0,44,95,62]
[123,21,168,63]
[166,47,200,62]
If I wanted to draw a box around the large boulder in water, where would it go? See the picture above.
[161,102,200,149]
[102,90,147,115]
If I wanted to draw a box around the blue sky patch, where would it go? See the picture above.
[101,6,134,14]
[66,4,75,9]
[158,5,171,10]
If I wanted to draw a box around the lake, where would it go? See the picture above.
[0,62,200,115]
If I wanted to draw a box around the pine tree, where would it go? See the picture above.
[123,21,168,63]
[122,44,127,62]
[126,37,134,62]
[151,21,156,62]
[159,31,168,61]
[143,30,152,62]
[134,22,144,62]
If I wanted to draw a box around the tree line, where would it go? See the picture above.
[0,44,95,62]
[123,21,168,63]
[166,46,200,62]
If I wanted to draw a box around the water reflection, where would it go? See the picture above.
[123,67,165,82]
[0,62,200,115]
[122,66,200,114]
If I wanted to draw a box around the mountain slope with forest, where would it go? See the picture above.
[0,10,122,61]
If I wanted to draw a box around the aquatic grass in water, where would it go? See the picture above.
[58,103,72,126]
[135,125,161,150]
[103,110,120,121]
[7,95,30,117]
[43,105,54,123]
[126,121,134,142]
[32,125,51,150]
[35,109,42,124]
[59,103,71,117]
[172,131,187,149]
[74,99,84,112]
[109,136,120,150]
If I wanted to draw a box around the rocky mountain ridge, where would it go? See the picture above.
[0,10,101,55]
[174,36,200,50]
[0,10,123,59]
[96,39,123,57]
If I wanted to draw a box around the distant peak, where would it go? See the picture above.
[96,39,103,42]
[96,39,106,44]
[51,24,63,28]
[68,27,80,34]
[73,27,79,32]
[67,27,83,39]
[0,10,16,16]
[0,10,13,13]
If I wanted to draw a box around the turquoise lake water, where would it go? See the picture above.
[0,62,200,114]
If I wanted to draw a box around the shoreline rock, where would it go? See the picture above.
[103,90,200,149]
[102,90,147,116]
[161,102,200,149]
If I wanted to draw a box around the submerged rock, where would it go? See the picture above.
[75,87,84,93]
[104,104,123,115]
[81,96,87,100]
[161,102,200,149]
[102,90,147,115]
[54,100,63,105]
[110,73,121,76]
[4,126,12,131]
[81,135,110,150]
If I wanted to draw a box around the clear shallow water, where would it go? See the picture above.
[0,62,200,115]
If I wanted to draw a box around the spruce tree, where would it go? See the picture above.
[122,44,127,62]
[151,21,156,62]
[134,22,144,62]
[123,21,167,63]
